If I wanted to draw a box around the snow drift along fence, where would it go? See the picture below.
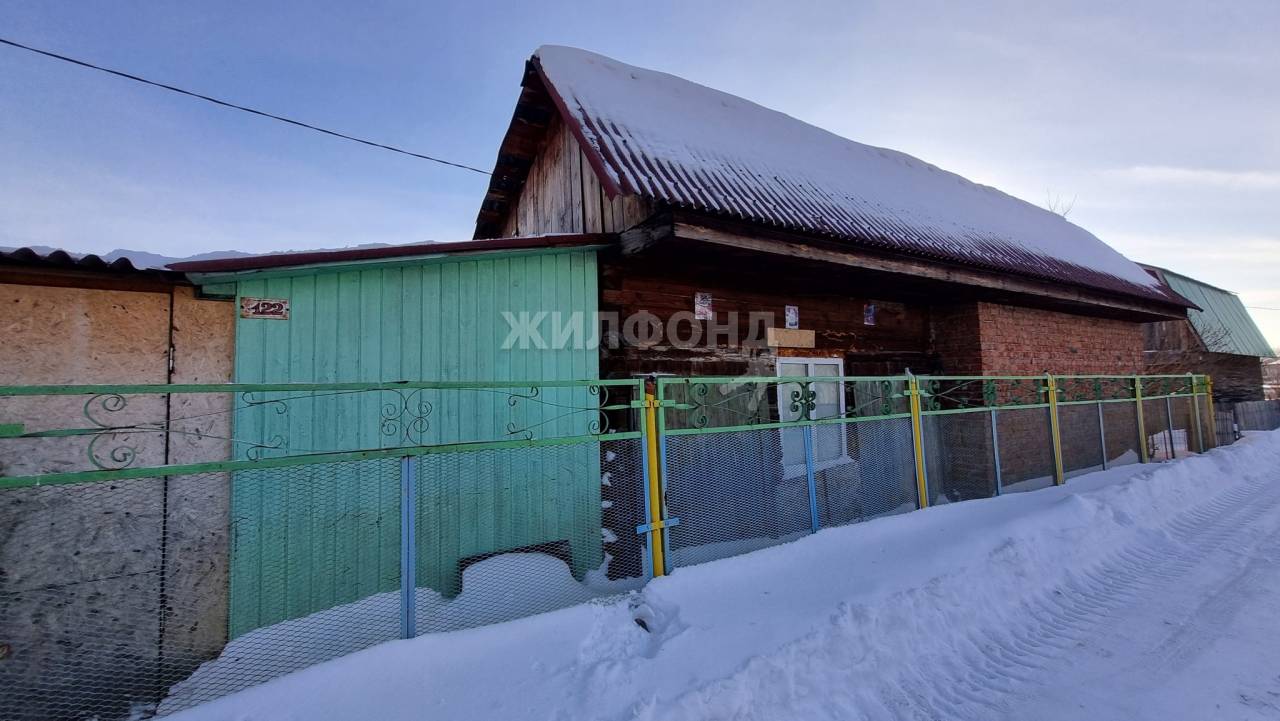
[0,373,1212,719]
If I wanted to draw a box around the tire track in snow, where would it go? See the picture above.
[902,473,1280,721]
[641,470,1280,721]
[1138,517,1280,679]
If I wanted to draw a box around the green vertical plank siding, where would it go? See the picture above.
[227,250,600,636]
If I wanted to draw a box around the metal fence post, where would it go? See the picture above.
[1097,401,1108,471]
[1206,375,1218,444]
[1046,374,1065,485]
[802,424,819,532]
[1164,395,1177,460]
[1189,374,1205,453]
[399,455,417,640]
[990,409,1003,494]
[1134,376,1149,463]
[908,374,929,509]
[641,378,668,578]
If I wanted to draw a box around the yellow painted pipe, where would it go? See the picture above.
[908,377,929,509]
[643,390,666,577]
[1046,374,1065,485]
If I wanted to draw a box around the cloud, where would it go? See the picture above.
[1107,166,1280,189]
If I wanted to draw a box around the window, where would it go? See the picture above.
[777,358,848,476]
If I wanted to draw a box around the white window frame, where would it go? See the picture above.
[776,357,851,477]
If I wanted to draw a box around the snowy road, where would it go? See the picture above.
[171,433,1280,721]
[999,464,1280,720]
[903,456,1280,721]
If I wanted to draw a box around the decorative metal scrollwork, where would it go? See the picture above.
[240,391,289,415]
[924,379,942,411]
[505,384,611,440]
[83,394,140,469]
[87,432,136,470]
[789,382,817,417]
[380,389,433,445]
[880,379,896,416]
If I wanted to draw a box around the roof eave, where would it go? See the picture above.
[167,234,616,274]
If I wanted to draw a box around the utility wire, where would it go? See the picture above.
[0,36,491,175]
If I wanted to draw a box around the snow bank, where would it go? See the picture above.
[166,432,1280,721]
[160,553,643,713]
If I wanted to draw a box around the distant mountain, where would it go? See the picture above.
[2,243,400,269]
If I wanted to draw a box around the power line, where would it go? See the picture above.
[1247,306,1280,312]
[0,36,491,176]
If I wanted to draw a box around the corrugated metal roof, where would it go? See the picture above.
[0,246,181,279]
[1144,266,1275,357]
[527,46,1189,309]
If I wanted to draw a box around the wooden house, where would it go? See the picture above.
[166,47,1204,643]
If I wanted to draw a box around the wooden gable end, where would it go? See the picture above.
[499,116,652,238]
[476,64,652,239]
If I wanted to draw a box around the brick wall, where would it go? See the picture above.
[926,302,1147,490]
[972,303,1144,374]
[931,302,1144,375]
[928,304,984,375]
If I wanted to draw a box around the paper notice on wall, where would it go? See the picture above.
[863,303,877,326]
[694,292,713,320]
[785,305,800,329]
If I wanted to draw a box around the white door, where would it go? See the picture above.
[777,358,847,476]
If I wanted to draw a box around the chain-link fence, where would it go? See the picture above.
[0,373,1217,718]
[1,380,648,720]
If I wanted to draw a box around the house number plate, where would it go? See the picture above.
[240,297,290,320]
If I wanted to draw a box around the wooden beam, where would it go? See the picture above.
[619,215,673,255]
[0,267,185,293]
[672,220,1186,321]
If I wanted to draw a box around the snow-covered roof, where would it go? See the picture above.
[530,45,1186,307]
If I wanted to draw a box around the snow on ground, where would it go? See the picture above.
[169,431,1280,721]
[160,553,644,713]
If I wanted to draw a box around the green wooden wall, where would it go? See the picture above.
[225,249,600,636]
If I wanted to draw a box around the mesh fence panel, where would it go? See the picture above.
[664,428,811,568]
[996,407,1056,493]
[413,438,646,634]
[162,459,402,715]
[1143,398,1175,461]
[813,418,918,527]
[0,465,288,720]
[923,412,997,504]
[1059,404,1105,479]
[2,475,177,721]
[0,440,648,719]
[0,374,1228,718]
[1101,401,1143,468]
[1167,397,1199,454]
[1195,396,1215,450]
[1214,410,1237,447]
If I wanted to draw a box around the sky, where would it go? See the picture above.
[1,1,1277,347]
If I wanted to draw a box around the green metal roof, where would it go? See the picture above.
[1151,266,1275,357]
